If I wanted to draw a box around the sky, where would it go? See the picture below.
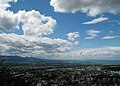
[0,0,120,60]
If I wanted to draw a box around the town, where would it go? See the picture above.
[0,63,120,86]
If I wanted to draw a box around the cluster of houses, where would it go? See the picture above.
[1,63,120,86]
[34,64,120,86]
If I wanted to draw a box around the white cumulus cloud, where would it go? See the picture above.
[50,0,120,16]
[0,0,17,9]
[0,9,56,35]
[0,0,56,35]
[17,10,56,36]
[66,32,80,41]
[74,41,79,45]
[0,9,19,32]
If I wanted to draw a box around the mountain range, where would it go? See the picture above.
[0,56,120,64]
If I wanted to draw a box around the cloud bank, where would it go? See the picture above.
[50,47,120,60]
[0,34,73,57]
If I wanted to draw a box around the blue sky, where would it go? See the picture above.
[0,0,120,60]
[9,0,120,48]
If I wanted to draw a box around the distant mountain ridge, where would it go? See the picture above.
[0,56,48,63]
[0,56,120,64]
[0,56,70,63]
